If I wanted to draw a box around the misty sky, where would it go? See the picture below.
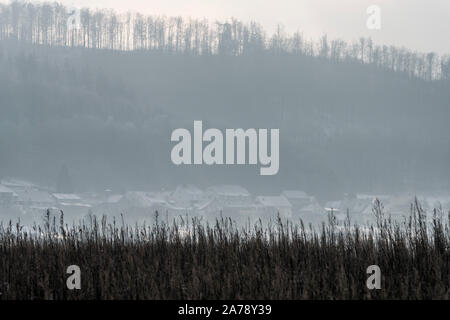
[2,0,448,54]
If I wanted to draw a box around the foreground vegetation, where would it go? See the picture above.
[0,200,449,300]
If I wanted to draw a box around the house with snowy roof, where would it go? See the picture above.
[15,188,55,207]
[117,192,166,208]
[171,184,204,208]
[0,185,17,205]
[206,185,252,206]
[1,179,38,190]
[52,193,82,203]
[256,195,292,219]
[282,190,323,218]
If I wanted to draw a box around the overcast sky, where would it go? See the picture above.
[2,0,449,54]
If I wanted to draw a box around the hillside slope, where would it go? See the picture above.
[0,39,449,199]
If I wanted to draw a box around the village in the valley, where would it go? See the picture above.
[0,178,449,226]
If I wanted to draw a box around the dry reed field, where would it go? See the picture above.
[0,200,449,300]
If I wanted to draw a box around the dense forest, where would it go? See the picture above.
[1,1,450,80]
[0,1,450,200]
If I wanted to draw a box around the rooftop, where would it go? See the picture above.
[173,184,203,195]
[53,193,81,201]
[207,185,250,197]
[257,196,292,208]
[15,189,54,203]
[282,190,309,199]
[0,185,16,194]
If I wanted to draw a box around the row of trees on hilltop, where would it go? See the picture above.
[1,1,450,80]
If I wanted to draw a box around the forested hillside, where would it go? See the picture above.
[1,1,450,80]
[0,2,449,200]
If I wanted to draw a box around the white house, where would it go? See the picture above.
[256,195,293,219]
[0,185,16,205]
[1,179,38,190]
[52,193,82,203]
[170,184,204,208]
[15,188,55,207]
[206,185,252,206]
[282,190,323,218]
[117,192,167,209]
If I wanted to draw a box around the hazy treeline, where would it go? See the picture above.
[0,1,449,80]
